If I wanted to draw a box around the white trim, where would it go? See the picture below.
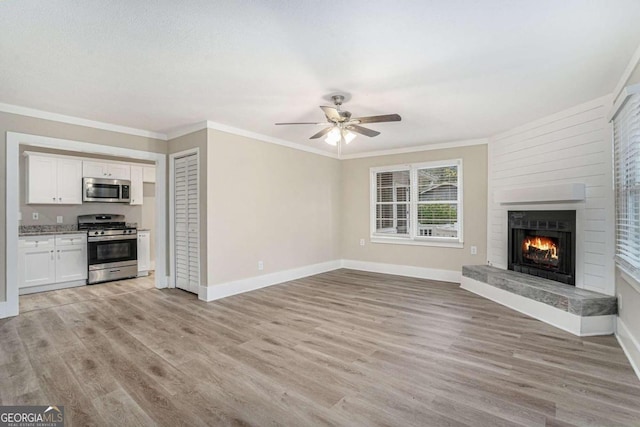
[165,121,210,140]
[370,237,464,248]
[167,120,340,160]
[460,276,615,336]
[616,317,640,381]
[340,138,488,160]
[2,132,168,319]
[494,183,586,204]
[608,83,640,122]
[169,148,200,293]
[612,41,640,106]
[0,102,488,160]
[342,259,461,283]
[0,102,166,140]
[199,260,342,302]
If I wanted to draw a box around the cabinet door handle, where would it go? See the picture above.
[52,197,56,201]
[50,250,54,260]
[58,197,62,201]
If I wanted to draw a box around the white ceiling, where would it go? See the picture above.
[1,1,640,155]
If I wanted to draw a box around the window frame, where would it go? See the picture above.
[369,159,464,248]
[613,87,640,283]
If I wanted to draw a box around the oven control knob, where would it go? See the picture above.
[100,231,105,235]
[94,231,99,235]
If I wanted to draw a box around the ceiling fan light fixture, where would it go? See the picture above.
[325,127,341,145]
[343,129,356,144]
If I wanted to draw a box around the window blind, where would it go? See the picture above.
[614,93,640,278]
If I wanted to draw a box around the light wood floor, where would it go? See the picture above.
[2,269,640,426]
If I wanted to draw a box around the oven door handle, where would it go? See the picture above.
[88,234,137,242]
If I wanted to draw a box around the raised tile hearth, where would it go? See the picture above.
[461,265,617,336]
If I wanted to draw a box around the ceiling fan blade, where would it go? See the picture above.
[309,126,335,139]
[347,125,381,137]
[275,122,328,125]
[320,106,342,122]
[352,114,401,124]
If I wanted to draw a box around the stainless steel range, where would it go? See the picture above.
[78,214,138,284]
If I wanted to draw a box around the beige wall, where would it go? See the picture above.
[206,129,341,285]
[167,129,208,286]
[341,144,488,273]
[0,111,166,302]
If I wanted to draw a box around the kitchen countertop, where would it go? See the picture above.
[137,228,151,232]
[19,225,86,237]
[19,230,88,237]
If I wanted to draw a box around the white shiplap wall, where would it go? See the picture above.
[487,96,615,295]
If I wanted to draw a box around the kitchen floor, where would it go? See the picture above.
[19,274,155,313]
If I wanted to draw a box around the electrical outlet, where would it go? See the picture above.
[57,216,63,224]
[359,238,365,246]
[258,261,264,271]
[32,212,38,220]
[471,245,478,255]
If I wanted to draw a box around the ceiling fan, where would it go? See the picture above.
[275,95,401,146]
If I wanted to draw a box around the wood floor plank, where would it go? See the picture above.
[3,268,639,426]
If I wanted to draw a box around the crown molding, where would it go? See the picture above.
[339,138,488,160]
[0,102,484,160]
[612,40,640,106]
[0,102,167,140]
[204,120,341,159]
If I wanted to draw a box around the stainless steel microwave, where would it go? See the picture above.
[83,178,131,203]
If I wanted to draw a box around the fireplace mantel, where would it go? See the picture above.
[494,183,585,204]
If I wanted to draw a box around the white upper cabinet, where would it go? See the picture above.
[83,161,131,180]
[130,165,144,205]
[25,153,82,204]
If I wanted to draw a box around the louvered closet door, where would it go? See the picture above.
[174,153,200,294]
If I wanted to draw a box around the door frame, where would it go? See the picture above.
[168,148,201,297]
[2,132,167,318]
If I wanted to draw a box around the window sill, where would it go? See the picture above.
[618,265,640,295]
[370,236,464,248]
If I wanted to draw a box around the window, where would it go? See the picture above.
[613,90,640,280]
[370,159,463,247]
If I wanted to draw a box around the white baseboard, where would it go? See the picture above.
[341,259,461,283]
[199,260,342,302]
[461,276,615,336]
[19,279,86,295]
[616,317,640,381]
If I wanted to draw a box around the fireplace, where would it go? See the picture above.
[508,210,576,285]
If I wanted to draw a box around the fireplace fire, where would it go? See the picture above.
[508,210,575,285]
[522,235,559,267]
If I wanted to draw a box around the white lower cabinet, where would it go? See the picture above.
[18,237,56,288]
[137,230,151,276]
[55,235,88,282]
[19,233,87,294]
